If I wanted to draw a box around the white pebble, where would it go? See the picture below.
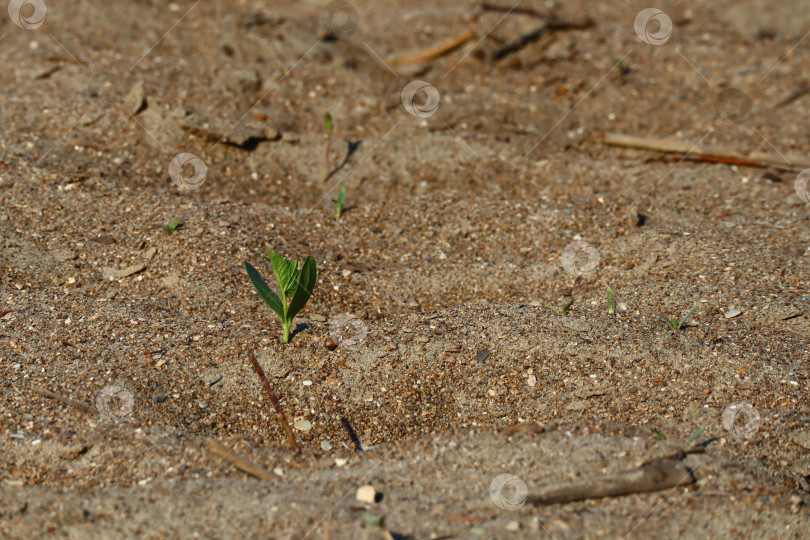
[356,485,377,504]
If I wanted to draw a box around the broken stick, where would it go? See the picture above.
[205,438,274,481]
[248,350,298,451]
[528,459,695,505]
[601,132,810,171]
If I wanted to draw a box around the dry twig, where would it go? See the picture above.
[247,350,298,451]
[528,459,695,505]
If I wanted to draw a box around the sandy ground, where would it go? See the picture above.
[1,0,809,538]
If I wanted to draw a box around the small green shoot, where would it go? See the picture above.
[685,426,704,444]
[165,218,182,234]
[545,297,574,315]
[244,252,318,343]
[361,513,394,539]
[651,302,699,331]
[651,427,667,441]
[333,187,346,218]
[323,112,334,182]
[606,286,616,314]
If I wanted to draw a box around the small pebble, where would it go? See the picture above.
[415,336,430,343]
[527,375,537,387]
[505,521,520,532]
[310,314,327,322]
[356,485,377,504]
[152,392,167,403]
[335,458,348,467]
[302,380,312,386]
[725,308,743,319]
[320,440,333,451]
[477,349,491,363]
[294,419,312,432]
[198,402,208,409]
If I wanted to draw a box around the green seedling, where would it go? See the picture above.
[606,286,616,314]
[651,427,667,441]
[685,426,704,444]
[651,303,699,331]
[165,218,182,233]
[545,297,574,315]
[244,251,318,343]
[361,513,394,539]
[323,112,334,182]
[333,187,346,218]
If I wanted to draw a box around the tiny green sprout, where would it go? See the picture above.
[606,286,616,314]
[165,218,182,233]
[652,302,699,331]
[685,426,704,444]
[361,512,394,538]
[545,298,574,316]
[651,427,667,441]
[333,187,346,218]
[361,512,385,529]
[244,251,317,343]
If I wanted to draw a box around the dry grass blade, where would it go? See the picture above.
[32,386,98,414]
[601,133,810,171]
[205,438,274,480]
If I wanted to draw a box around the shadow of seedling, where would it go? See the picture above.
[324,139,362,183]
